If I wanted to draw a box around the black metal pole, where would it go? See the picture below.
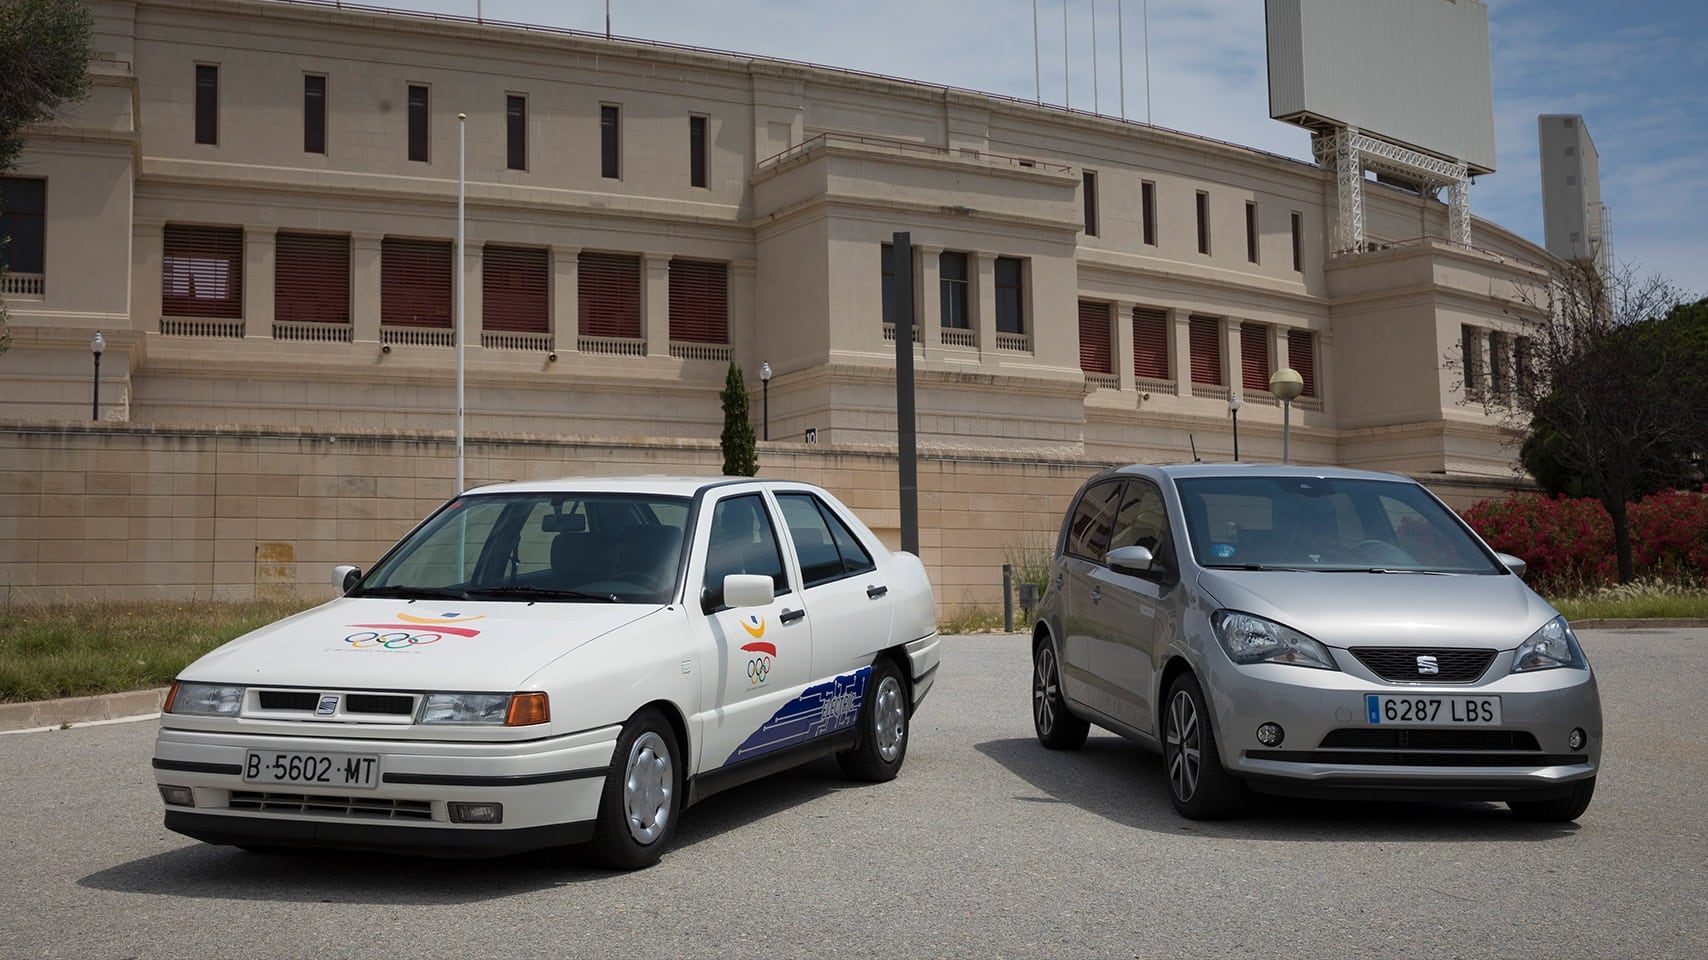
[893,231,919,556]
[92,352,101,421]
[1002,563,1014,632]
[762,380,769,441]
[1232,409,1238,461]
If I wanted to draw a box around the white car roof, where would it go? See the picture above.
[459,475,808,498]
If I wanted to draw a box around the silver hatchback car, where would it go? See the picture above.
[1031,464,1602,821]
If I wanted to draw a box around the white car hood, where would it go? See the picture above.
[179,598,661,691]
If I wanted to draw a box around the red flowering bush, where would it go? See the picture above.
[1461,488,1708,595]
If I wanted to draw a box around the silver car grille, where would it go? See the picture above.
[230,791,433,820]
[1350,647,1494,683]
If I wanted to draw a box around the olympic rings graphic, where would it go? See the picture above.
[747,656,772,685]
[345,630,442,649]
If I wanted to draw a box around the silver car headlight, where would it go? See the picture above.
[1212,610,1339,670]
[166,681,245,716]
[1511,616,1587,672]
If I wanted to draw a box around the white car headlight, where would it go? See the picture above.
[1511,616,1588,672]
[418,692,550,726]
[166,682,245,716]
[1212,610,1339,670]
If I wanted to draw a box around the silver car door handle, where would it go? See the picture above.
[1090,586,1102,605]
[865,584,888,599]
[780,607,806,625]
[1053,574,1064,588]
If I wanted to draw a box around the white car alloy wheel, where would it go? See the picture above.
[623,731,673,845]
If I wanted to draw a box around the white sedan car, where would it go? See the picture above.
[153,477,940,868]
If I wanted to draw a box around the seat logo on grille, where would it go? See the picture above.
[1416,655,1440,675]
[316,695,339,716]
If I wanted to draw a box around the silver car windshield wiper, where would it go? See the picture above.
[1205,563,1317,572]
[465,585,620,602]
[1317,567,1452,575]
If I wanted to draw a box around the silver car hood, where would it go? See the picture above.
[1193,569,1557,649]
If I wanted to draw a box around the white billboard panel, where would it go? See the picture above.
[1267,0,1497,174]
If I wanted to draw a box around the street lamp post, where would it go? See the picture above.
[90,331,105,421]
[1268,368,1304,463]
[1228,391,1242,461]
[760,361,772,441]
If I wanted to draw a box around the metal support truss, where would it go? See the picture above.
[1314,127,1472,255]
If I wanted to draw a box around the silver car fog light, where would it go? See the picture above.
[159,785,195,807]
[1511,616,1588,673]
[1256,723,1285,747]
[1212,611,1339,670]
[448,802,503,824]
[1569,728,1587,750]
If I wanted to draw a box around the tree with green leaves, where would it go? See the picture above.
[1,0,96,351]
[719,362,758,476]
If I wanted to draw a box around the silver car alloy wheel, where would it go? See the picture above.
[1033,645,1060,736]
[1166,689,1201,802]
[873,674,907,763]
[623,731,673,845]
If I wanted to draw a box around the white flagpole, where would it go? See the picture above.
[1033,0,1042,104]
[1118,0,1126,120]
[456,113,466,495]
[1143,0,1152,124]
[1062,0,1070,109]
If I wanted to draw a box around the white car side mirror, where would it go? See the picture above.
[332,564,362,594]
[722,573,776,608]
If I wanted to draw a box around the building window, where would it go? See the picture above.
[1078,301,1112,375]
[939,251,969,329]
[1195,191,1211,255]
[407,84,429,162]
[689,114,708,188]
[275,232,349,324]
[669,259,729,344]
[1514,335,1534,396]
[1188,315,1221,385]
[195,64,218,145]
[1240,322,1270,392]
[1488,330,1510,397]
[1291,211,1303,272]
[381,238,452,328]
[1141,181,1157,246]
[995,257,1025,334]
[506,95,527,171]
[1245,202,1259,264]
[1461,324,1484,400]
[0,177,47,278]
[1133,307,1169,380]
[1286,329,1317,398]
[483,245,549,333]
[303,75,326,154]
[1082,170,1099,237]
[578,251,641,339]
[600,104,621,179]
[880,242,923,329]
[163,225,243,318]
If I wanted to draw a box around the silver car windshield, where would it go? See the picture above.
[356,492,691,603]
[1175,476,1503,574]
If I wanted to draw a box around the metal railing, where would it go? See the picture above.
[758,131,1071,174]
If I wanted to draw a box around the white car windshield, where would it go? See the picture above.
[355,492,692,603]
[1175,476,1503,574]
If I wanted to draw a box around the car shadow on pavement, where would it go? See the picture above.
[977,735,1583,842]
[79,759,852,901]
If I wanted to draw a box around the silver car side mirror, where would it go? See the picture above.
[1496,553,1528,578]
[1106,545,1156,577]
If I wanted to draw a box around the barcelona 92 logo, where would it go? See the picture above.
[742,640,776,686]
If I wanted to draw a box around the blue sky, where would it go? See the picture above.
[353,0,1708,296]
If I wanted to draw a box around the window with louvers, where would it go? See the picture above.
[1133,307,1169,380]
[1078,301,1112,374]
[579,252,641,338]
[1288,329,1317,397]
[668,259,728,343]
[1241,322,1270,392]
[1189,315,1222,385]
[163,225,243,318]
[275,233,349,324]
[381,238,452,327]
[483,245,548,333]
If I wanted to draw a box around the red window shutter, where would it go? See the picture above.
[381,238,452,327]
[482,245,549,333]
[275,233,350,324]
[1133,307,1169,380]
[1241,322,1270,392]
[162,225,244,318]
[1077,300,1112,374]
[1288,329,1317,397]
[578,252,641,338]
[1189,315,1222,385]
[668,259,728,343]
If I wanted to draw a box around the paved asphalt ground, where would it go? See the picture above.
[4,628,1706,960]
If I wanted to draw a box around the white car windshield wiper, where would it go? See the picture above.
[465,585,620,602]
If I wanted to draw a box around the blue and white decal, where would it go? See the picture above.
[724,666,872,766]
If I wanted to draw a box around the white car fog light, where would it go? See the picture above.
[448,802,503,824]
[159,785,195,807]
[1569,728,1586,751]
[1256,723,1285,747]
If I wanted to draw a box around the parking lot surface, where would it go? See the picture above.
[3,628,1704,959]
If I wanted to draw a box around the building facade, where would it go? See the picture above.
[0,0,1548,605]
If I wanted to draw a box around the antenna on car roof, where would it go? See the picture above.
[1189,434,1201,463]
